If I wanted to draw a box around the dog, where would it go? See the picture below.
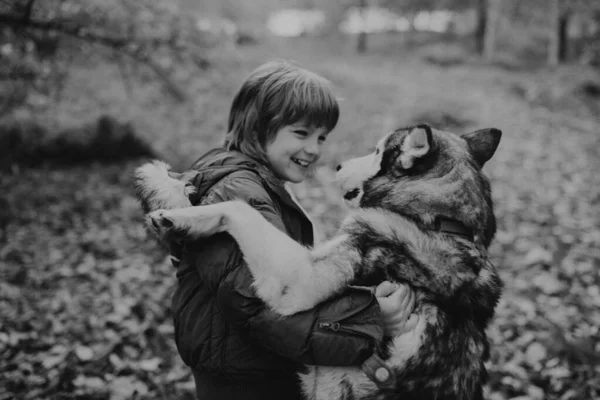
[134,124,503,400]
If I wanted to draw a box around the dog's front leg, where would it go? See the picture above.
[230,221,362,316]
[134,160,195,213]
[150,201,362,315]
[220,204,364,315]
[149,203,229,240]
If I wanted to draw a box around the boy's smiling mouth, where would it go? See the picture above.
[291,157,311,168]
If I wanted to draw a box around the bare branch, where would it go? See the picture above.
[0,0,16,9]
[23,0,36,22]
[125,51,187,101]
[1,11,182,52]
[0,11,188,102]
[0,12,132,48]
[0,69,37,82]
[113,51,134,100]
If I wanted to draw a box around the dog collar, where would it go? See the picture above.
[434,217,474,241]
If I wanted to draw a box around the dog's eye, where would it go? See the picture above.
[377,147,402,175]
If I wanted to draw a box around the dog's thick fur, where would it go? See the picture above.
[134,124,503,400]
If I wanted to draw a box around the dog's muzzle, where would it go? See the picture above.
[336,152,382,207]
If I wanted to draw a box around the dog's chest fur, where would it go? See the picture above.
[303,207,501,400]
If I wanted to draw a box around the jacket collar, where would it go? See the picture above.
[190,148,308,219]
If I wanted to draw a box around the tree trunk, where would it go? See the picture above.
[558,12,570,62]
[322,1,348,37]
[483,0,499,61]
[356,0,367,53]
[548,0,561,65]
[475,0,487,55]
[357,31,367,53]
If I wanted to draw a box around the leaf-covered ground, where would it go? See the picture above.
[1,37,600,400]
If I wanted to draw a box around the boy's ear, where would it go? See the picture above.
[399,124,433,169]
[460,128,502,167]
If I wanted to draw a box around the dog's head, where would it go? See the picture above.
[336,124,501,247]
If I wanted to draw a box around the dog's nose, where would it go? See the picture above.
[336,164,342,171]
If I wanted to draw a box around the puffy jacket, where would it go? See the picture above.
[171,148,383,400]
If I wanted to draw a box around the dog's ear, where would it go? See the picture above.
[399,124,433,169]
[460,128,502,167]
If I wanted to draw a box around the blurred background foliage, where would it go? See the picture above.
[1,1,599,399]
[1,0,599,126]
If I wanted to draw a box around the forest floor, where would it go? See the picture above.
[1,35,600,400]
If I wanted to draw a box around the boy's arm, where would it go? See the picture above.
[194,174,385,366]
[134,164,393,366]
[217,260,384,366]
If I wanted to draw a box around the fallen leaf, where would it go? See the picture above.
[525,342,548,367]
[109,376,148,400]
[502,362,529,380]
[75,345,94,361]
[532,273,565,295]
[73,375,106,390]
[42,354,67,370]
[109,353,125,370]
[139,357,162,371]
[523,247,553,267]
[543,365,572,380]
[559,389,580,400]
[527,385,545,400]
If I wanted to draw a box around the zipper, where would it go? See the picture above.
[318,321,341,331]
[318,320,375,339]
[316,287,378,338]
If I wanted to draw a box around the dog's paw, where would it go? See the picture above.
[147,206,227,241]
[147,209,189,242]
[134,160,194,213]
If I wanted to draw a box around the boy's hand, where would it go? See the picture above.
[375,281,419,337]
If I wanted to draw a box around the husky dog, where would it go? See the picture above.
[135,124,503,400]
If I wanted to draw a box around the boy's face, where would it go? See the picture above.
[265,123,329,183]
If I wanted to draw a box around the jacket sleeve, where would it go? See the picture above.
[201,173,383,366]
[218,265,383,366]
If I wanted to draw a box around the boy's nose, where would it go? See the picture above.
[305,141,320,156]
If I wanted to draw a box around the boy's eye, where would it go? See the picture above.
[318,136,327,143]
[294,130,308,137]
